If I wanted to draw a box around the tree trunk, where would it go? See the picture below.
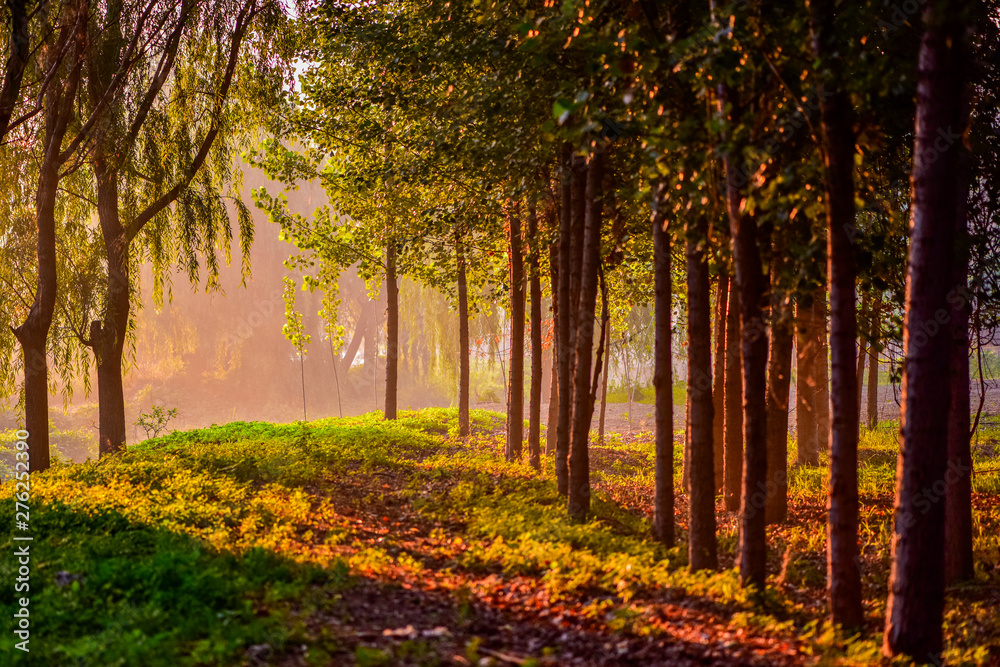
[91,156,130,456]
[730,223,769,591]
[652,181,674,545]
[546,199,560,456]
[506,205,525,461]
[856,296,869,414]
[724,281,743,511]
[765,260,792,525]
[713,273,729,491]
[867,298,881,429]
[340,307,371,377]
[945,114,974,587]
[811,0,863,621]
[884,1,969,657]
[568,151,603,521]
[457,231,470,437]
[687,213,717,570]
[13,20,84,472]
[813,287,831,454]
[14,160,61,474]
[720,87,770,589]
[796,299,819,465]
[568,152,602,520]
[364,299,377,381]
[528,200,543,470]
[385,244,399,420]
[598,319,610,444]
[555,143,575,493]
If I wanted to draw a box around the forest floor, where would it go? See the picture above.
[2,408,1000,666]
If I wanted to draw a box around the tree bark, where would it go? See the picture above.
[598,319,610,444]
[568,151,603,521]
[945,111,974,587]
[13,9,86,473]
[813,287,831,454]
[796,298,820,465]
[720,90,769,590]
[506,206,525,461]
[867,298,881,429]
[528,200,543,470]
[652,181,674,545]
[546,196,560,455]
[91,156,130,455]
[765,257,792,525]
[340,307,371,377]
[555,143,575,493]
[884,1,970,657]
[856,296,869,414]
[457,231,470,437]
[811,1,863,622]
[687,213,717,570]
[713,273,729,491]
[724,281,743,511]
[385,243,399,420]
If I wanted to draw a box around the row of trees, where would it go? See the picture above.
[0,0,289,462]
[255,0,1000,660]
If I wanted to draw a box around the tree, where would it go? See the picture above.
[568,149,605,521]
[765,248,793,525]
[527,199,543,470]
[883,0,972,657]
[712,273,729,491]
[12,0,88,473]
[79,0,266,456]
[724,279,743,510]
[809,0,863,629]
[651,181,673,545]
[686,206,717,569]
[506,205,525,460]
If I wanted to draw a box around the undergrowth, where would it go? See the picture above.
[1,408,997,665]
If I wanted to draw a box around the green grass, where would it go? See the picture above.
[603,381,685,407]
[2,408,998,665]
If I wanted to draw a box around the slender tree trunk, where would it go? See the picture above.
[652,181,674,545]
[810,0,863,621]
[528,201,543,471]
[731,223,770,591]
[765,257,792,525]
[867,298,881,429]
[720,86,770,590]
[724,282,743,511]
[91,157,130,456]
[884,1,970,657]
[687,213,717,570]
[598,319,610,444]
[385,243,399,421]
[945,118,974,586]
[364,299,376,381]
[856,296,869,414]
[340,307,371,377]
[506,206,525,461]
[813,286,831,454]
[568,151,603,521]
[546,200,560,456]
[796,299,820,464]
[713,273,729,491]
[15,160,61,473]
[556,143,575,493]
[457,231,470,437]
[13,17,84,472]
